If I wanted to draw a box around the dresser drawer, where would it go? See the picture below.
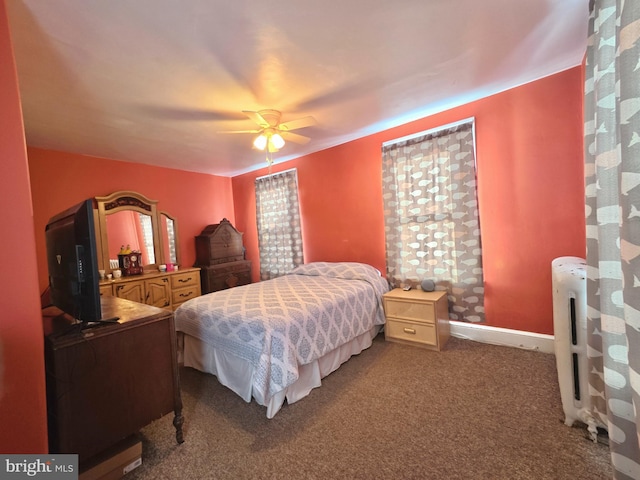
[206,261,251,276]
[201,261,251,294]
[385,319,437,347]
[171,271,199,289]
[99,283,113,297]
[172,286,199,306]
[383,299,436,323]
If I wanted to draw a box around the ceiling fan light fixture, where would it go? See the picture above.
[253,131,285,152]
[253,134,268,150]
[270,133,285,150]
[224,109,312,157]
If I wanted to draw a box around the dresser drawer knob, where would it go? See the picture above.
[403,327,416,335]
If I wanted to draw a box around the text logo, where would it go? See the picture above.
[1,455,78,479]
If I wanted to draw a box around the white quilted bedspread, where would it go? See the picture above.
[175,262,389,403]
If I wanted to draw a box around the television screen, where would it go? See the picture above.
[45,199,102,322]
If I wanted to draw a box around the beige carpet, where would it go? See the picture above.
[127,335,612,479]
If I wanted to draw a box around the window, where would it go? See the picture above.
[255,168,304,280]
[138,212,155,264]
[381,119,484,322]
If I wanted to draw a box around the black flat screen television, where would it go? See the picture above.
[45,199,103,322]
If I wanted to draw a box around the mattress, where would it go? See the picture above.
[174,262,389,417]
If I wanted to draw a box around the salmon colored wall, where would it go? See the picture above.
[0,0,49,453]
[233,67,586,335]
[28,148,235,294]
[232,138,387,278]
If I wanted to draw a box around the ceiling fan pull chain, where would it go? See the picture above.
[266,151,273,172]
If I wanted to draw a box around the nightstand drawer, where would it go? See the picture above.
[383,299,435,323]
[385,319,437,347]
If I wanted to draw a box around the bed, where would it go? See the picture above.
[174,262,390,418]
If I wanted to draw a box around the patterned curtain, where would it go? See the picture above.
[255,169,304,280]
[382,120,484,322]
[584,0,640,477]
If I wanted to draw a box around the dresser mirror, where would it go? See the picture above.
[95,191,176,273]
[105,210,157,265]
[160,211,180,267]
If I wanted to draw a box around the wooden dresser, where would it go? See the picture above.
[99,267,201,311]
[382,288,450,351]
[194,218,251,294]
[43,296,184,464]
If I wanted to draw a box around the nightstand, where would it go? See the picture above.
[382,288,450,350]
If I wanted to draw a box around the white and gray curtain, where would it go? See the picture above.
[382,120,484,322]
[255,169,304,281]
[138,213,155,265]
[584,0,640,477]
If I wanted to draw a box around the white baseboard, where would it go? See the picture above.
[449,321,555,354]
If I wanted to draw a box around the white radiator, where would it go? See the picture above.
[551,256,598,441]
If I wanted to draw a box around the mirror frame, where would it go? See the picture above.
[95,190,162,273]
[159,211,180,269]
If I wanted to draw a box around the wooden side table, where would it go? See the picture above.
[43,296,184,463]
[382,288,450,351]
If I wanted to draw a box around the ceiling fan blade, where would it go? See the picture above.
[280,131,311,145]
[134,105,249,121]
[242,110,270,128]
[279,116,317,131]
[217,129,262,134]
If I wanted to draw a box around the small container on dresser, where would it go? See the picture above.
[382,288,450,351]
[194,218,251,294]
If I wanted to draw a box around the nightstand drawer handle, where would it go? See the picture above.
[403,327,416,335]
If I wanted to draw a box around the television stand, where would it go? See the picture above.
[43,296,184,463]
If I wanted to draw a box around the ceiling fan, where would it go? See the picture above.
[219,109,317,153]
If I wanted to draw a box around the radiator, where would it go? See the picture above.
[551,256,598,441]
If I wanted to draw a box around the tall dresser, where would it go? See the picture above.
[194,218,252,294]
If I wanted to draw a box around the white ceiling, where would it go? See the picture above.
[7,0,588,177]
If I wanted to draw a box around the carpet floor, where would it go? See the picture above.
[127,335,612,480]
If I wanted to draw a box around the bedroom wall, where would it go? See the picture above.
[0,0,49,453]
[28,148,236,294]
[232,67,586,336]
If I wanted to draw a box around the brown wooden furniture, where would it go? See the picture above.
[194,218,251,294]
[382,288,450,351]
[94,191,181,276]
[43,296,184,464]
[99,267,201,311]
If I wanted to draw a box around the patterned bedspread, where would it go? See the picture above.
[175,262,389,403]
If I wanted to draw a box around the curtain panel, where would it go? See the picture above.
[584,0,640,477]
[255,169,304,281]
[381,120,484,323]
